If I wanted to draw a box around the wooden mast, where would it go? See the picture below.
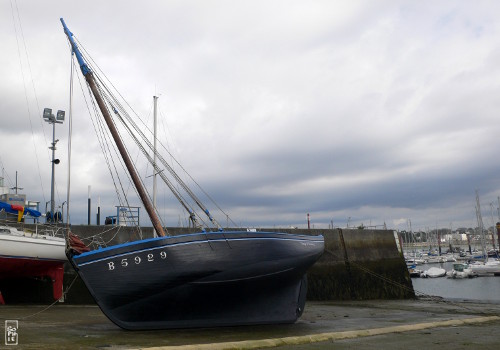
[61,18,166,237]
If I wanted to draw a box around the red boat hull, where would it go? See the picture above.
[0,256,64,301]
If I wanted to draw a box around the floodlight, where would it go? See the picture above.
[43,108,53,120]
[56,110,65,121]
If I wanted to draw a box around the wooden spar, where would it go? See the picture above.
[60,18,165,237]
[85,74,166,237]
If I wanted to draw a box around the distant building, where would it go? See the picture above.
[0,176,40,222]
[0,193,27,207]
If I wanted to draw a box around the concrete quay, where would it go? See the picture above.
[1,299,499,349]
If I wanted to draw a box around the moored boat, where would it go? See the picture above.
[61,18,325,330]
[446,263,477,279]
[407,264,423,278]
[421,267,446,278]
[0,202,66,303]
[468,259,500,276]
[69,230,324,329]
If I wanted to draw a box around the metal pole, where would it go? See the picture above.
[153,96,158,237]
[61,201,66,224]
[66,58,74,228]
[50,122,56,221]
[97,196,100,225]
[88,185,91,225]
[498,196,500,220]
[11,170,24,194]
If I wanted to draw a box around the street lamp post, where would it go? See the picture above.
[43,108,65,222]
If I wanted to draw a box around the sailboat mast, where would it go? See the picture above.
[475,190,487,262]
[153,95,158,237]
[60,18,166,237]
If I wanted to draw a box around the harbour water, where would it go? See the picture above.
[411,261,500,302]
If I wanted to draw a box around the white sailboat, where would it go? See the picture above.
[0,204,66,302]
[469,191,500,276]
[469,258,500,276]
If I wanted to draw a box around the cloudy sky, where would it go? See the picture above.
[2,1,500,231]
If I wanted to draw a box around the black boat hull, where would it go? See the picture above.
[69,231,324,330]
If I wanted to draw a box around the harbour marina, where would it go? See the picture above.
[2,7,500,349]
[411,261,500,302]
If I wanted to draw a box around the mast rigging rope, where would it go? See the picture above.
[70,35,236,231]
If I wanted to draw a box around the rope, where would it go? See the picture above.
[9,0,47,205]
[74,62,142,238]
[0,220,69,238]
[107,92,217,229]
[89,79,144,236]
[68,35,234,232]
[76,225,125,247]
[17,274,80,320]
[109,100,200,228]
[87,74,197,228]
[74,38,229,229]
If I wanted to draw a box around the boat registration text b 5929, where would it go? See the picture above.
[107,251,167,271]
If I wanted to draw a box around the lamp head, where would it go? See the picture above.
[43,108,54,121]
[56,110,65,121]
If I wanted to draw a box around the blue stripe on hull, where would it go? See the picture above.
[75,235,323,267]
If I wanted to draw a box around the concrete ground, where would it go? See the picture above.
[1,298,500,349]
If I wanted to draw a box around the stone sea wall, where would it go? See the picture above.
[305,229,415,300]
[254,228,415,300]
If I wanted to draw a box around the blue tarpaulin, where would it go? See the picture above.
[0,201,41,217]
